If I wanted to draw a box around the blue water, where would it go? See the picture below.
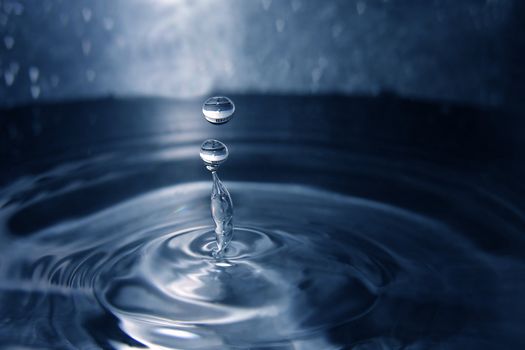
[1,95,524,349]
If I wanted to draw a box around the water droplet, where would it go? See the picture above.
[103,17,114,31]
[13,2,24,15]
[200,139,229,171]
[312,67,323,83]
[3,35,14,50]
[4,62,19,86]
[30,85,40,99]
[291,0,302,12]
[202,96,235,124]
[4,71,15,86]
[332,23,343,38]
[28,66,39,83]
[356,1,366,15]
[86,69,96,82]
[275,19,285,32]
[261,0,272,11]
[82,7,92,22]
[82,39,91,55]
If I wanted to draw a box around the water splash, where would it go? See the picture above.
[211,171,234,257]
[200,96,236,257]
[200,139,234,257]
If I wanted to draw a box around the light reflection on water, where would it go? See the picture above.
[1,94,524,348]
[1,144,524,349]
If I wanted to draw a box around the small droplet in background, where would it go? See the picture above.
[82,7,92,22]
[4,62,19,86]
[356,1,367,15]
[30,85,41,99]
[3,35,14,50]
[332,23,344,38]
[28,66,39,83]
[103,17,114,31]
[202,96,235,124]
[291,0,302,12]
[261,0,272,11]
[82,39,92,55]
[12,2,24,16]
[275,19,285,32]
[86,69,96,82]
[4,71,15,86]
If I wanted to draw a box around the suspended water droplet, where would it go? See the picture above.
[82,7,92,22]
[28,66,39,83]
[3,35,14,50]
[30,85,40,99]
[332,23,344,38]
[86,69,96,82]
[200,139,229,171]
[291,0,302,12]
[82,39,91,55]
[12,2,24,15]
[275,19,285,32]
[261,0,272,11]
[356,1,366,15]
[202,96,235,124]
[4,71,15,86]
[103,17,114,31]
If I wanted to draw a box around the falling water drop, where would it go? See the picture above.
[82,7,92,22]
[103,17,114,31]
[200,139,234,257]
[82,39,92,55]
[200,139,229,171]
[28,66,39,83]
[4,62,19,86]
[86,69,96,82]
[3,35,14,50]
[202,96,235,124]
[4,71,15,86]
[30,85,41,99]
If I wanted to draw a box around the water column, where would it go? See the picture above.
[199,97,235,258]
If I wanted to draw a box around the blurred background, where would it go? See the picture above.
[0,0,523,111]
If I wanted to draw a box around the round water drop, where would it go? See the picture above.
[202,96,235,124]
[200,139,229,171]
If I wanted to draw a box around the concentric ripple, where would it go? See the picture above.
[1,176,524,349]
[87,182,409,349]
